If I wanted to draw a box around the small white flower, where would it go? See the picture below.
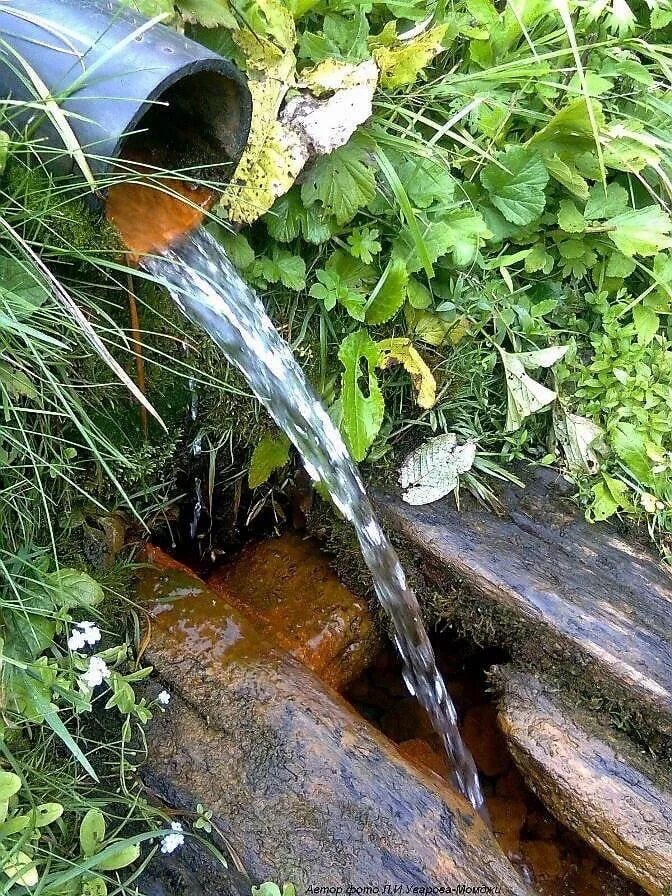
[160,821,184,854]
[156,690,171,708]
[67,621,101,651]
[80,656,110,689]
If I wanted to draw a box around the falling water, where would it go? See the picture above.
[144,226,485,815]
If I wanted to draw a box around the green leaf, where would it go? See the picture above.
[0,256,50,320]
[407,278,432,309]
[633,304,659,345]
[249,433,291,488]
[365,258,408,324]
[92,843,140,871]
[27,683,99,780]
[47,568,104,609]
[606,206,672,257]
[481,147,549,226]
[398,157,455,210]
[338,330,384,461]
[80,810,106,857]
[301,132,377,226]
[347,226,381,263]
[265,190,333,244]
[557,199,585,233]
[0,772,21,801]
[82,876,108,896]
[35,802,64,827]
[612,423,654,486]
[585,182,629,220]
[544,155,590,201]
[251,885,282,896]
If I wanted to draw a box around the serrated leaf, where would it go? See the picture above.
[585,182,629,220]
[481,147,548,226]
[544,155,590,201]
[633,304,659,345]
[373,25,449,89]
[365,258,408,324]
[605,250,636,279]
[376,337,436,409]
[249,433,291,488]
[338,330,384,461]
[399,433,476,505]
[301,133,377,225]
[557,199,585,233]
[498,345,568,432]
[176,0,237,27]
[606,206,672,257]
[265,190,333,244]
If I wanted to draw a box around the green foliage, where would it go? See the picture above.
[249,432,292,487]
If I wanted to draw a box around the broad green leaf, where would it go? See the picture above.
[0,256,50,320]
[544,154,590,201]
[47,568,104,609]
[249,433,291,488]
[365,258,408,324]
[92,843,140,871]
[530,98,605,156]
[265,190,333,244]
[0,772,21,802]
[498,345,568,432]
[398,157,455,210]
[481,147,549,226]
[585,182,628,220]
[557,199,585,233]
[121,0,176,16]
[399,433,476,505]
[374,25,449,89]
[80,810,106,857]
[82,876,108,896]
[606,206,672,257]
[633,304,659,345]
[301,133,377,225]
[338,330,384,461]
[407,278,432,309]
[376,337,436,408]
[35,802,64,827]
[612,423,654,486]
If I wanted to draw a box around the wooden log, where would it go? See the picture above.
[138,562,533,895]
[377,467,672,734]
[497,668,672,896]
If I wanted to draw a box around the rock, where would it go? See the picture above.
[520,841,564,888]
[497,668,672,896]
[208,533,380,691]
[380,696,436,743]
[462,704,511,778]
[377,468,672,735]
[139,561,533,894]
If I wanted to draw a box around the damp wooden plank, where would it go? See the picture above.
[497,668,672,896]
[377,468,672,730]
[139,560,533,895]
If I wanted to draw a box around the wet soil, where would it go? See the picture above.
[345,636,647,896]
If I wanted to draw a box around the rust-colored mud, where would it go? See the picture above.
[208,533,381,691]
[107,172,213,261]
[347,647,647,896]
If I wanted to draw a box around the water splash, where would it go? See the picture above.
[144,226,485,814]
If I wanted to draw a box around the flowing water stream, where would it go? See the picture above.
[143,225,486,815]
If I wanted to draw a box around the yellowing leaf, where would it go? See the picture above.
[376,337,436,409]
[399,433,476,505]
[3,851,38,888]
[373,25,449,89]
[220,50,307,226]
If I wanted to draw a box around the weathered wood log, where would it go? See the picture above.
[139,562,533,895]
[496,668,672,896]
[377,468,672,735]
[208,532,381,691]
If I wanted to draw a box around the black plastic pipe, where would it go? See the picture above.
[0,0,252,194]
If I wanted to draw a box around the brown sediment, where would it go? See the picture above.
[106,172,213,262]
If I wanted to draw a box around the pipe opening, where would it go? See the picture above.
[117,67,248,183]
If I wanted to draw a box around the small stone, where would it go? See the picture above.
[463,704,511,777]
